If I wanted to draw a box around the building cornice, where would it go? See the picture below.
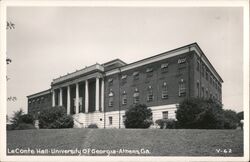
[52,63,104,85]
[27,89,51,99]
[105,43,223,83]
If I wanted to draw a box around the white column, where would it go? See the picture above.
[67,85,70,115]
[101,78,104,112]
[85,80,89,113]
[95,77,100,111]
[59,88,63,106]
[75,83,79,114]
[52,89,55,107]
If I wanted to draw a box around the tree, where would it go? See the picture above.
[176,98,224,129]
[9,109,35,130]
[124,104,153,128]
[38,106,74,129]
[10,108,24,128]
[19,114,35,124]
[237,111,243,121]
[223,110,239,129]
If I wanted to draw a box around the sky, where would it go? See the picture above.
[6,7,244,117]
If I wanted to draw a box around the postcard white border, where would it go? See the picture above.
[0,0,249,162]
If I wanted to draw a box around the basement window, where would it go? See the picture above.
[109,117,113,125]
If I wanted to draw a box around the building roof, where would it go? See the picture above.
[103,59,127,67]
[105,42,223,83]
[27,89,51,99]
[52,63,104,85]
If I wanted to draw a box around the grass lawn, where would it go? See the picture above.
[7,129,243,156]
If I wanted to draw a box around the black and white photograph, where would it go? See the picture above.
[0,0,249,161]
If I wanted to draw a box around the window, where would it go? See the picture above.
[41,97,44,103]
[146,67,153,73]
[161,63,169,72]
[179,79,186,97]
[201,86,204,98]
[133,88,139,104]
[178,58,186,64]
[28,100,32,104]
[206,70,209,80]
[162,82,168,99]
[162,111,168,119]
[206,89,209,99]
[108,78,113,86]
[109,117,113,125]
[201,65,205,77]
[146,67,153,77]
[121,75,127,80]
[147,86,153,102]
[108,90,114,107]
[197,81,200,97]
[121,75,127,84]
[122,91,127,105]
[133,71,139,80]
[197,60,200,71]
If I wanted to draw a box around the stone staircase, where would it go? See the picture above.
[72,113,85,128]
[34,120,39,129]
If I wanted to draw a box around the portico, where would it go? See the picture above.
[51,64,105,115]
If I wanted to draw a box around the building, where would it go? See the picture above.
[27,43,223,128]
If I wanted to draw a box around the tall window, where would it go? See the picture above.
[201,86,204,98]
[197,81,200,97]
[146,67,153,77]
[133,71,139,80]
[179,79,186,97]
[206,70,209,80]
[162,82,168,99]
[108,90,114,107]
[147,86,153,102]
[108,78,113,86]
[109,116,113,125]
[133,88,139,104]
[121,75,127,84]
[197,60,200,71]
[201,65,205,77]
[162,111,168,119]
[122,91,127,105]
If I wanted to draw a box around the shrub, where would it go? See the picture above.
[124,104,153,128]
[19,114,34,124]
[155,119,176,129]
[6,124,14,131]
[87,123,98,128]
[38,106,73,129]
[237,111,243,120]
[223,110,239,129]
[176,98,224,129]
[14,123,36,130]
[9,109,35,130]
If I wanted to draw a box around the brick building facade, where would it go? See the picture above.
[27,43,223,128]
